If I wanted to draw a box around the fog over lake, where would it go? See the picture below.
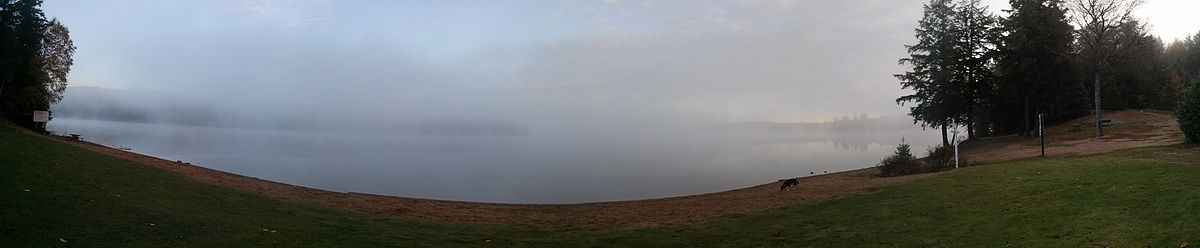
[49,112,940,204]
[40,1,981,203]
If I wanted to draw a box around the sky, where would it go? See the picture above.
[41,0,1200,127]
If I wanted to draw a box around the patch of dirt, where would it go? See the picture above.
[962,110,1183,164]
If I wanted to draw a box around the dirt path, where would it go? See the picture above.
[40,110,1181,229]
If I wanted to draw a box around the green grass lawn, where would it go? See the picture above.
[3,122,1200,247]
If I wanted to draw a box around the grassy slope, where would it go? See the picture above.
[4,122,1200,247]
[0,124,555,247]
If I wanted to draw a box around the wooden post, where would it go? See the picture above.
[1039,114,1045,157]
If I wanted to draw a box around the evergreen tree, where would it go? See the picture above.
[1180,33,1200,86]
[897,0,997,143]
[895,138,915,161]
[1,0,45,102]
[1178,79,1200,142]
[951,0,998,139]
[0,0,73,129]
[897,0,959,146]
[1102,23,1164,110]
[994,0,1085,136]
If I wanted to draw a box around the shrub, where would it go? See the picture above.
[1179,84,1200,143]
[879,139,920,177]
[2,86,51,130]
[923,144,968,171]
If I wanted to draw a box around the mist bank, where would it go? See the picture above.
[47,87,943,203]
[51,86,941,150]
[51,86,929,140]
[709,115,941,149]
[53,86,936,144]
[51,86,536,136]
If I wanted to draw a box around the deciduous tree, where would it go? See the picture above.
[1066,0,1144,138]
[30,18,74,104]
[0,0,74,130]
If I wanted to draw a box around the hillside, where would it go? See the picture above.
[962,111,1182,163]
[51,86,225,126]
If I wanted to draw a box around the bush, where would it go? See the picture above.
[923,144,969,171]
[879,139,920,177]
[2,86,51,130]
[1179,85,1200,143]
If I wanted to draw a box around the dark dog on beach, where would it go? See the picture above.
[780,178,799,191]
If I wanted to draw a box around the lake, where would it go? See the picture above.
[49,118,941,204]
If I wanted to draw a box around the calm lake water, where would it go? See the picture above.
[49,118,941,203]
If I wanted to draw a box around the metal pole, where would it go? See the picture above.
[1095,74,1103,139]
[953,125,959,169]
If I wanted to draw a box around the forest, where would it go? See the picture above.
[896,0,1200,145]
[0,0,75,129]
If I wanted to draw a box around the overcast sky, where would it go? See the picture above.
[42,0,1200,126]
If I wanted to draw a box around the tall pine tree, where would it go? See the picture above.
[951,0,997,139]
[898,0,997,144]
[994,0,1085,136]
[897,0,958,146]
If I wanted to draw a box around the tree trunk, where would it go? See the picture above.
[0,75,7,100]
[1022,94,1030,137]
[941,123,949,147]
[1094,73,1103,139]
[967,117,975,140]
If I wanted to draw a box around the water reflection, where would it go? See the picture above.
[831,140,869,151]
[49,118,940,203]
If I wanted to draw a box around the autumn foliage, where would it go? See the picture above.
[0,1,75,129]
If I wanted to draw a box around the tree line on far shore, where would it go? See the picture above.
[897,0,1200,145]
[0,0,75,129]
